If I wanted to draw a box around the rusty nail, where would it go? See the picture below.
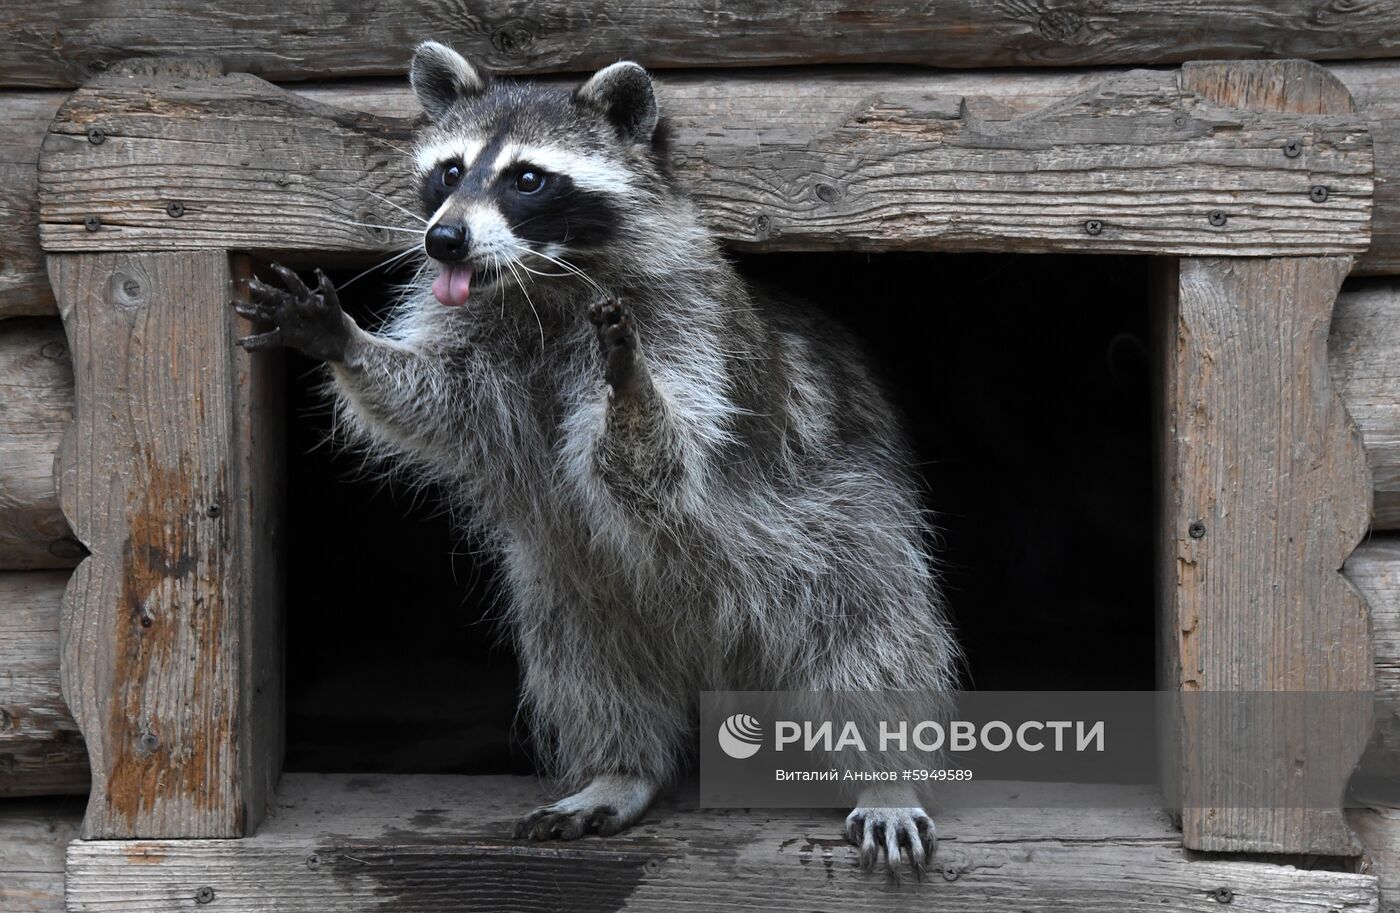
[1189,520,1207,539]
[1309,185,1329,203]
[1208,210,1227,227]
[139,608,153,629]
[1209,887,1234,904]
[1283,139,1302,158]
[306,854,322,870]
[167,201,185,218]
[195,886,216,904]
[84,215,101,232]
[1084,219,1103,236]
[87,127,105,145]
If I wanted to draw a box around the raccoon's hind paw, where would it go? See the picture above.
[588,296,637,392]
[844,806,937,883]
[513,774,657,841]
[513,802,628,841]
[234,263,350,363]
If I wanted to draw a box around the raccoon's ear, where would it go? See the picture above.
[410,41,488,122]
[576,61,659,144]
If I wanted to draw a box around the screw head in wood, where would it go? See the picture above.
[644,858,663,874]
[1283,139,1301,158]
[1207,210,1227,227]
[195,886,216,904]
[306,853,322,870]
[166,201,185,218]
[139,731,159,752]
[1173,114,1187,128]
[1209,887,1234,904]
[1084,219,1103,236]
[941,865,961,882]
[1189,520,1207,539]
[207,503,222,518]
[86,127,106,145]
[84,215,101,232]
[1309,185,1329,203]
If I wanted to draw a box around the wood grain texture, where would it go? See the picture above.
[36,64,1374,258]
[0,797,82,913]
[1155,256,1372,855]
[0,92,63,317]
[1333,279,1400,528]
[50,251,279,838]
[0,319,78,569]
[63,773,1379,913]
[1347,537,1400,784]
[1151,60,1375,857]
[1350,805,1400,913]
[4,1,1400,88]
[0,570,87,797]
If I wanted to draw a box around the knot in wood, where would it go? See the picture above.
[1037,10,1085,41]
[814,182,841,204]
[490,22,536,57]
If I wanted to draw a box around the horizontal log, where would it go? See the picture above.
[64,773,1378,913]
[3,1,1400,88]
[1332,279,1400,529]
[0,797,82,913]
[0,92,62,318]
[0,318,78,569]
[1348,538,1400,769]
[0,570,88,797]
[37,63,1374,259]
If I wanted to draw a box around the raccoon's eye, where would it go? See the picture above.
[441,163,463,188]
[515,169,546,194]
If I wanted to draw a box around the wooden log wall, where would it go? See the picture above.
[0,798,82,913]
[2,2,1400,87]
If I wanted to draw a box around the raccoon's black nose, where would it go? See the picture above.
[425,223,470,262]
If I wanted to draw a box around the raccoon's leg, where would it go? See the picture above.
[513,774,659,841]
[235,264,465,456]
[587,297,685,503]
[844,786,937,882]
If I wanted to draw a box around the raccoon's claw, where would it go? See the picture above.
[844,806,936,883]
[513,803,626,841]
[233,264,351,363]
[588,296,637,391]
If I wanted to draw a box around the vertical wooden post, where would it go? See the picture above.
[50,251,282,838]
[1154,61,1375,856]
[1155,255,1372,854]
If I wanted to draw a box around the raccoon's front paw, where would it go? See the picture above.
[588,296,636,391]
[845,806,937,882]
[234,263,351,363]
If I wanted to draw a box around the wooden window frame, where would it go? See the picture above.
[32,55,1382,904]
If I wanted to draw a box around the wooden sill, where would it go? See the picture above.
[63,774,1378,912]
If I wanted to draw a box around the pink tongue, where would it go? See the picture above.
[431,265,474,307]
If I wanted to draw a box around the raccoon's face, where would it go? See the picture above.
[408,42,666,308]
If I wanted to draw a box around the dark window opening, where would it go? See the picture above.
[282,253,1154,774]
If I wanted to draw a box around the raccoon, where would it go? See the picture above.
[235,41,960,876]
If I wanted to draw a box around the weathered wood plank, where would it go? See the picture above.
[0,318,78,569]
[50,251,279,838]
[5,1,1400,88]
[0,92,62,318]
[1350,805,1400,913]
[1347,537,1400,781]
[37,64,1374,259]
[63,773,1379,913]
[1152,61,1374,856]
[0,797,82,913]
[0,571,87,798]
[1333,279,1400,529]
